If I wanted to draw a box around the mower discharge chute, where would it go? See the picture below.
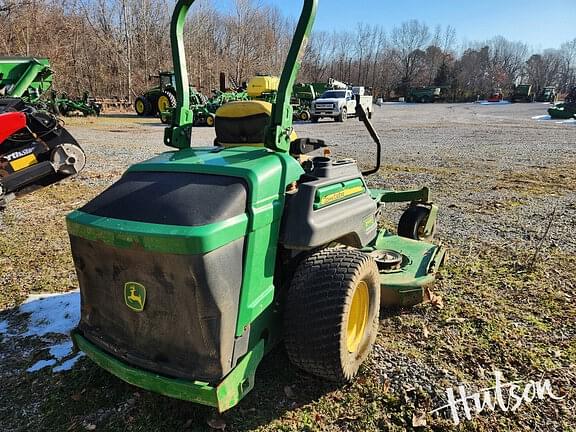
[0,98,86,207]
[68,0,445,412]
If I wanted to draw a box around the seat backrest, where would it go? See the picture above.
[215,100,272,147]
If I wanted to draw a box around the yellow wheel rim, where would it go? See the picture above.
[135,100,145,114]
[158,95,170,112]
[206,116,214,126]
[346,280,369,353]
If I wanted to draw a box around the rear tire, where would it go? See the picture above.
[284,248,380,382]
[157,91,177,114]
[134,96,151,116]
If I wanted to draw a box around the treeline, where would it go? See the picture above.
[1,0,575,101]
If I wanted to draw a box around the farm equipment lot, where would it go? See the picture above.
[1,104,575,431]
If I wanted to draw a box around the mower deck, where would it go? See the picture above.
[370,232,446,307]
[548,103,576,119]
[0,102,86,203]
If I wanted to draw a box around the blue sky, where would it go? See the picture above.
[217,0,576,50]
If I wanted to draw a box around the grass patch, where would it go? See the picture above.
[1,236,573,431]
[1,165,574,430]
[496,165,576,196]
[0,179,100,309]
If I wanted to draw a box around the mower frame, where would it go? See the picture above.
[70,0,445,413]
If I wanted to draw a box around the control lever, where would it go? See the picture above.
[355,94,381,176]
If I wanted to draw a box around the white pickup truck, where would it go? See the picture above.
[310,88,372,122]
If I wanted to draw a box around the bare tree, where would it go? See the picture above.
[526,50,562,93]
[487,36,528,89]
[559,38,576,92]
[390,20,431,94]
[0,0,573,103]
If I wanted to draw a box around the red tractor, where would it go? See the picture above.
[0,98,85,207]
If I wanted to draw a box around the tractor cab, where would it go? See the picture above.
[159,71,176,92]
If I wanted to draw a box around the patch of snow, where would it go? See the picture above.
[49,341,74,360]
[3,291,84,374]
[532,114,575,124]
[27,359,57,373]
[0,320,8,334]
[18,291,80,338]
[53,353,85,373]
[478,100,511,105]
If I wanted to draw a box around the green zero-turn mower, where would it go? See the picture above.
[67,0,446,412]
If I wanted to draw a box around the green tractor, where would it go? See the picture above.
[406,86,443,103]
[159,88,208,125]
[291,83,317,121]
[134,71,180,116]
[509,84,534,103]
[535,86,557,103]
[68,0,446,413]
[160,88,248,126]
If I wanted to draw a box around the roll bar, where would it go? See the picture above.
[164,0,318,152]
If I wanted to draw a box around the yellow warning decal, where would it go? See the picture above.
[10,154,37,172]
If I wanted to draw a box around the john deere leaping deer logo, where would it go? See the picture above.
[124,282,146,312]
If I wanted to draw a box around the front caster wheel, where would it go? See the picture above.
[398,204,436,242]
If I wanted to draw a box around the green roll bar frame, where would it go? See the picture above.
[164,0,318,152]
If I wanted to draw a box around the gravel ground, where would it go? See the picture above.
[66,102,576,255]
[1,102,575,431]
